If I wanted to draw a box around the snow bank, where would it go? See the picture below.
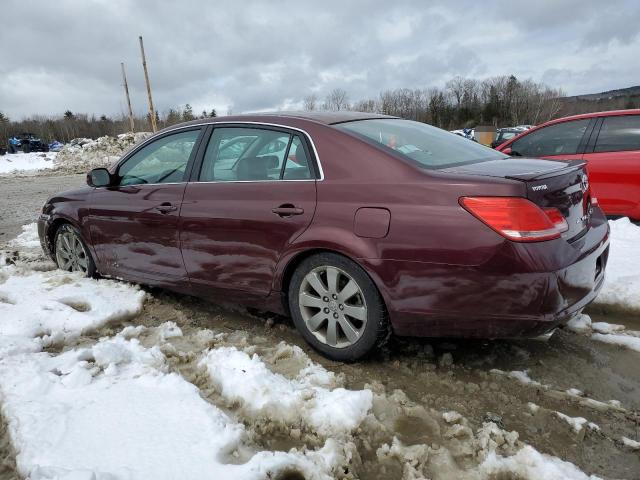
[200,346,373,437]
[596,217,640,311]
[0,336,340,480]
[54,132,151,173]
[0,265,146,356]
[0,152,56,176]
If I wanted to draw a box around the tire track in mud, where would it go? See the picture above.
[102,298,565,480]
[130,291,640,479]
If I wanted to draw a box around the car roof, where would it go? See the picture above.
[536,109,640,128]
[496,109,640,150]
[158,111,398,134]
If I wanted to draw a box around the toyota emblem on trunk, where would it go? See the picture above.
[580,174,589,192]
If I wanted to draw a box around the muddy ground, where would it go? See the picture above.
[0,173,639,479]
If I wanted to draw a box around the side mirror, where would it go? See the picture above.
[87,168,112,187]
[502,147,512,155]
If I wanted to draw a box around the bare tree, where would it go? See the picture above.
[323,88,349,111]
[303,94,318,111]
[351,98,378,113]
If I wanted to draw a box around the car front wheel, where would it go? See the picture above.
[54,224,97,277]
[288,252,389,361]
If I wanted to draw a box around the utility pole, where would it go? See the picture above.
[120,62,135,132]
[138,35,157,132]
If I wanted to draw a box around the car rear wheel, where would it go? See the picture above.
[54,224,96,277]
[288,252,390,361]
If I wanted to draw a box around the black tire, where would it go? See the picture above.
[288,252,390,361]
[53,223,98,278]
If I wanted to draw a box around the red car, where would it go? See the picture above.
[38,112,609,360]
[495,109,640,220]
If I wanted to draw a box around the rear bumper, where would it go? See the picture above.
[363,210,610,338]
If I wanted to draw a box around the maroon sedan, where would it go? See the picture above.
[38,112,610,360]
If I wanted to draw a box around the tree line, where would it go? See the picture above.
[306,75,565,129]
[1,74,637,143]
[0,104,216,143]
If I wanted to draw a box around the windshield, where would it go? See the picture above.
[499,131,518,141]
[336,119,506,170]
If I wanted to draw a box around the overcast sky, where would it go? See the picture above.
[1,0,639,120]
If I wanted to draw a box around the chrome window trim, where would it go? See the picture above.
[92,178,316,189]
[124,121,325,182]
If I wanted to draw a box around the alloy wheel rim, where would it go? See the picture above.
[55,230,89,274]
[299,266,367,348]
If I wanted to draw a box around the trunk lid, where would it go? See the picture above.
[443,158,592,241]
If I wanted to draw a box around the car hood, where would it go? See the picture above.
[439,157,580,181]
[47,186,92,205]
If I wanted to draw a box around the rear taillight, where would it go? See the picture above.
[460,197,568,242]
[542,207,569,234]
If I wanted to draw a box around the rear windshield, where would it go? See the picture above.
[336,119,506,170]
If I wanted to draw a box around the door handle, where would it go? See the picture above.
[155,202,177,213]
[272,204,304,217]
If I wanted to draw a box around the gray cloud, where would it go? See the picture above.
[1,0,639,120]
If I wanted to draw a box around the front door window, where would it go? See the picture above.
[118,130,200,186]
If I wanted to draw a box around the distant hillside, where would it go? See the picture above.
[565,85,640,102]
[558,86,640,116]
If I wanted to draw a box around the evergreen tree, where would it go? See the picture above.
[182,104,194,121]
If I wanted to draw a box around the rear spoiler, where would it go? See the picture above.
[505,159,587,182]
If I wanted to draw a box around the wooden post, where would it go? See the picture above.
[138,36,157,133]
[120,62,135,132]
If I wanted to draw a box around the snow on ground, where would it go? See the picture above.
[591,332,640,352]
[568,314,640,353]
[0,152,57,175]
[622,436,640,450]
[480,445,602,480]
[554,412,599,434]
[490,369,543,387]
[0,265,146,356]
[200,345,373,437]
[0,335,342,480]
[8,223,40,249]
[596,217,640,311]
[591,321,625,334]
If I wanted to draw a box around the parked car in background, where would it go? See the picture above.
[38,112,609,361]
[14,133,49,153]
[496,109,640,220]
[7,136,20,153]
[48,141,64,152]
[491,128,524,148]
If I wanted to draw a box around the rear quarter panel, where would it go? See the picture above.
[582,149,640,219]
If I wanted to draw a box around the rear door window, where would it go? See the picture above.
[199,127,313,181]
[510,119,590,157]
[594,115,640,153]
[282,136,313,180]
